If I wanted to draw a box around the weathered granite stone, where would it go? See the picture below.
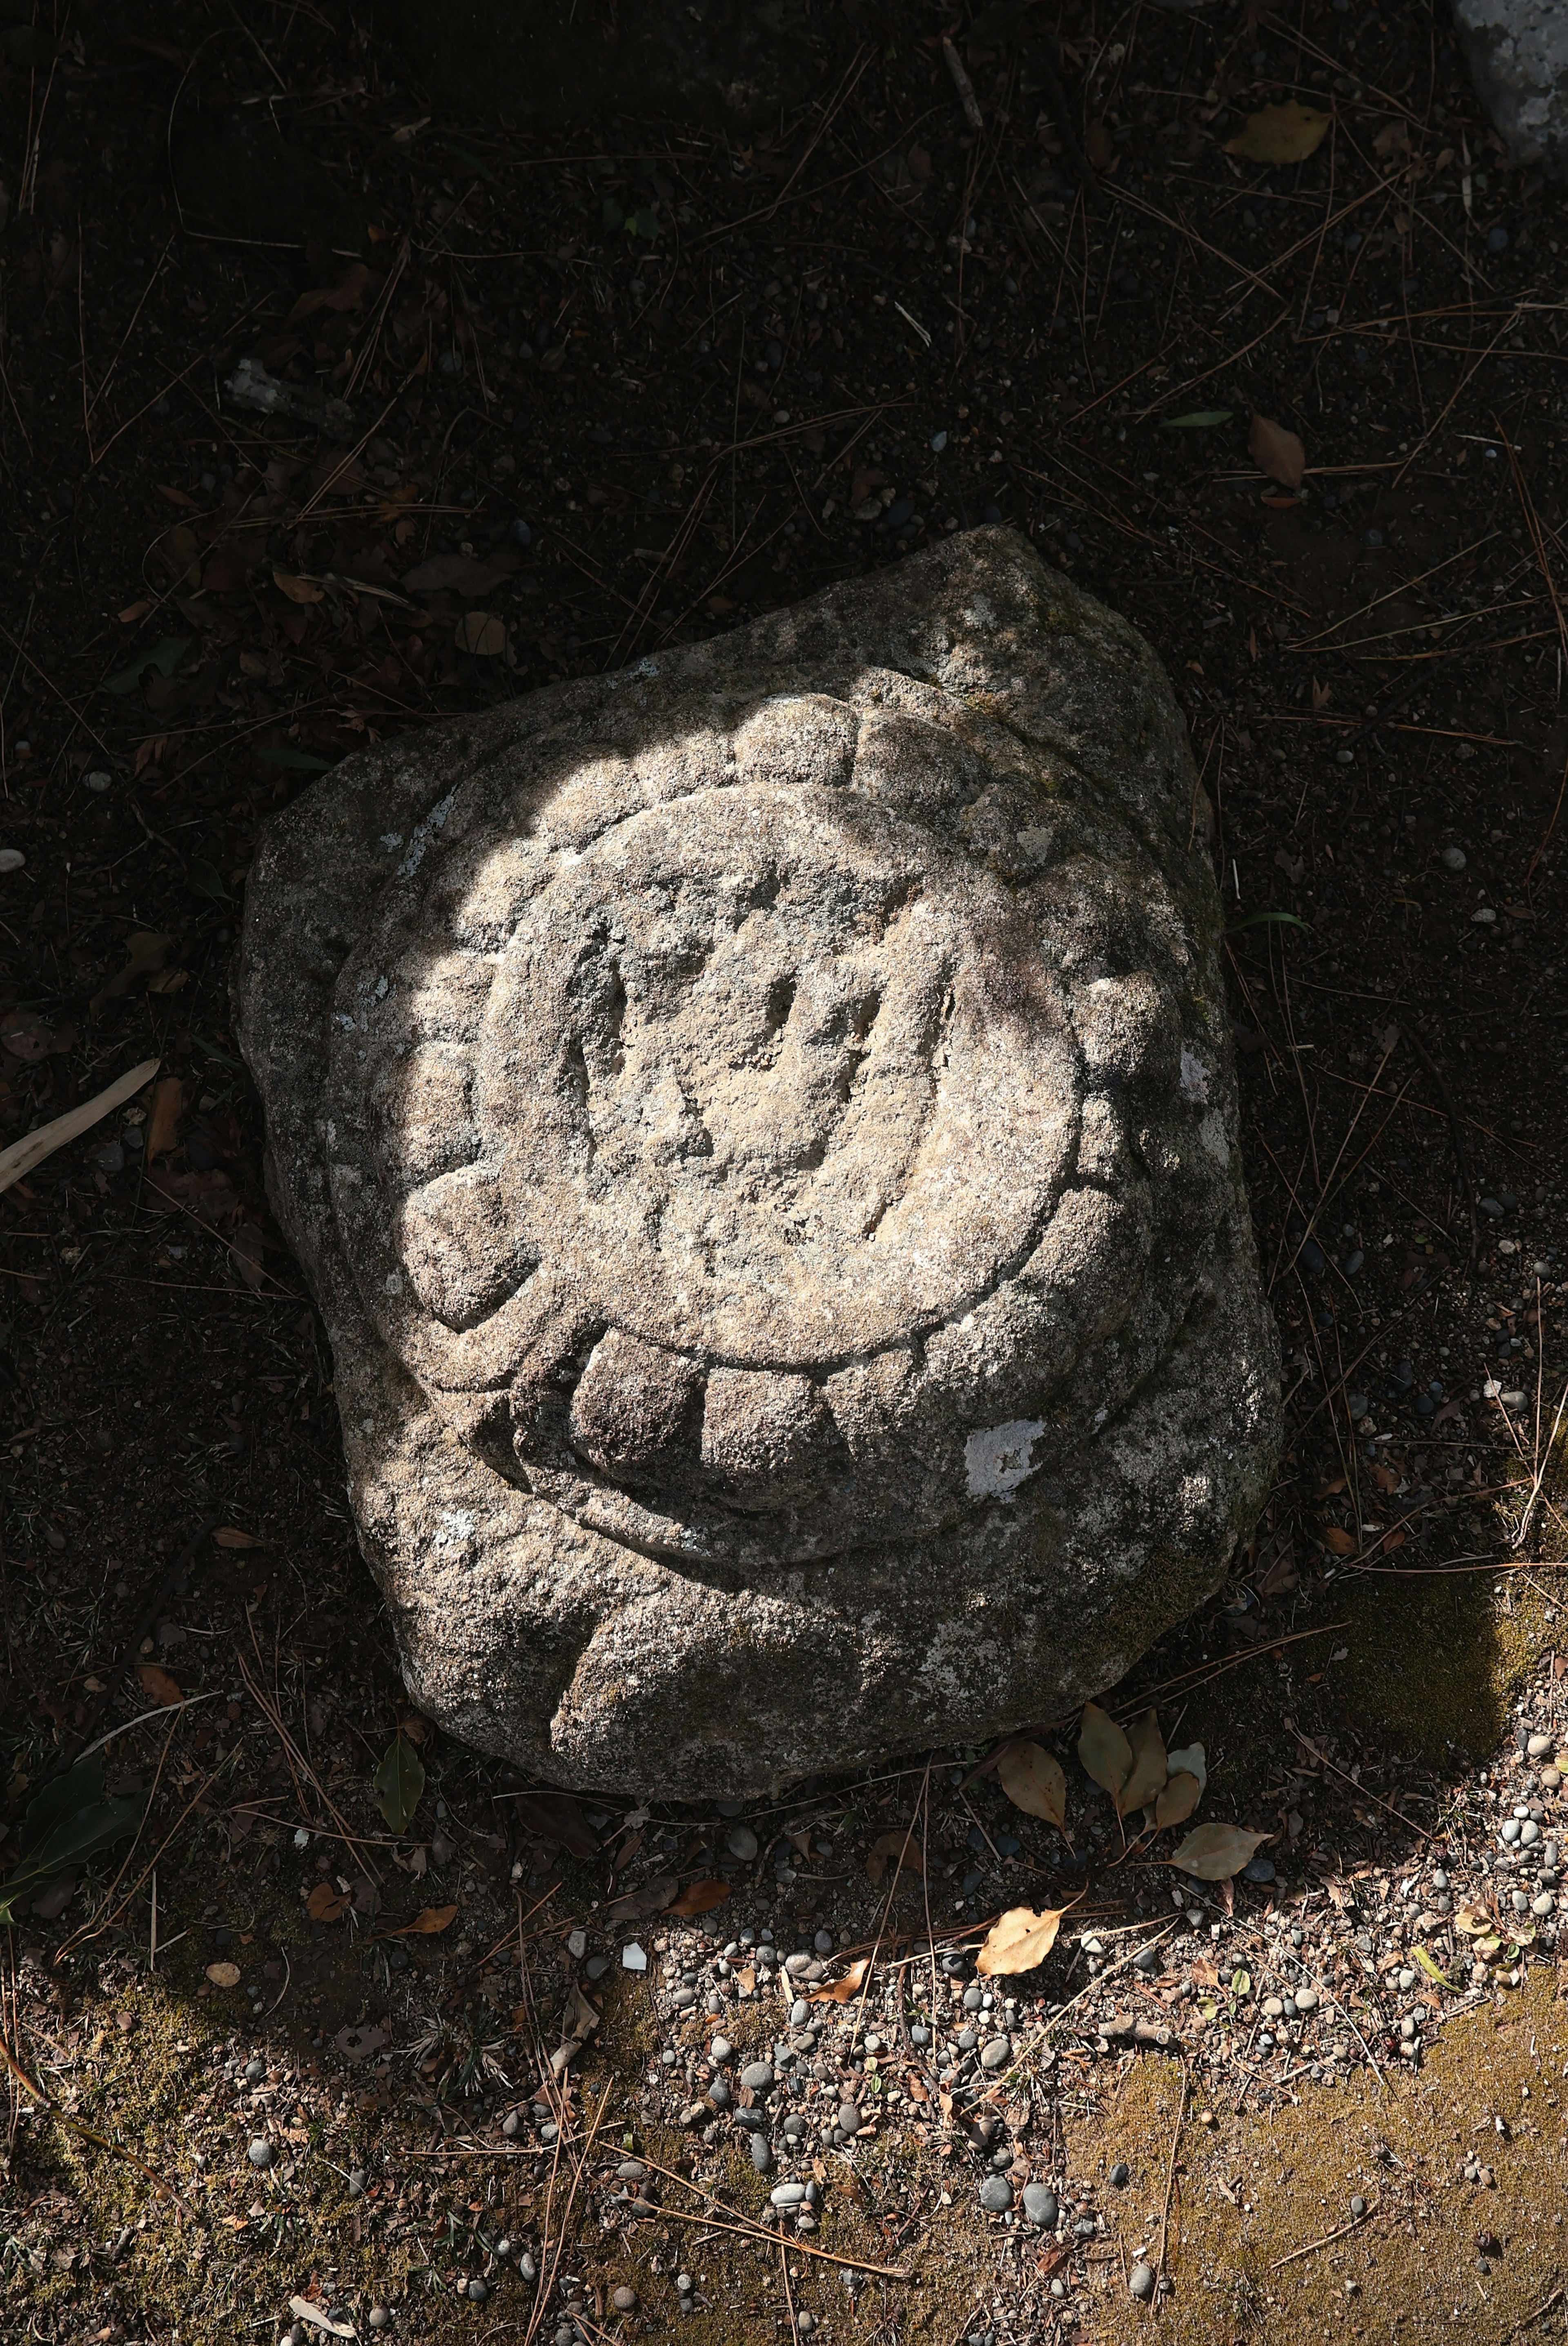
[1452,0,1568,178]
[235,528,1280,1798]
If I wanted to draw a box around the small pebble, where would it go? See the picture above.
[980,2036,1012,2070]
[612,2286,638,2311]
[244,2057,266,2082]
[1242,1856,1275,1884]
[749,2133,773,2174]
[1262,1998,1284,2020]
[1441,845,1466,871]
[1350,2195,1367,2219]
[247,2140,273,2168]
[1294,1988,1319,2011]
[367,2313,390,2333]
[726,1825,759,1862]
[814,1929,833,1953]
[1109,2162,1130,2187]
[467,2278,489,2301]
[837,2101,860,2133]
[621,1942,648,1973]
[710,2036,733,2063]
[741,2061,775,2093]
[1023,2183,1059,2229]
[978,2174,1013,2214]
[1129,2261,1156,2302]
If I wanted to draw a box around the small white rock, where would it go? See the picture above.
[621,1941,648,1973]
[0,849,24,874]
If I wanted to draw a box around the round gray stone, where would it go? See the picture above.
[1129,2261,1156,2301]
[1023,2183,1059,2228]
[740,2061,775,2093]
[980,2036,1012,2070]
[247,2140,273,2168]
[978,2175,1014,2214]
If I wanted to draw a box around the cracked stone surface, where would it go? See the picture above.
[235,526,1281,1798]
[1452,0,1568,178]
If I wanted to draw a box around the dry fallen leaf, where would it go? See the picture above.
[1077,1702,1133,1800]
[273,570,327,604]
[1248,412,1307,491]
[1155,1770,1203,1829]
[91,934,173,1015]
[606,1871,678,1921]
[135,1661,183,1706]
[996,1739,1068,1831]
[205,1960,241,1988]
[665,1878,730,1918]
[865,1829,924,1887]
[1320,1525,1359,1556]
[976,1902,1073,1978]
[811,1956,872,2003]
[1118,1708,1168,1816]
[508,1790,599,1858]
[1167,1823,1270,1881]
[213,1526,266,1550]
[306,1882,348,1923]
[385,1903,459,1936]
[144,1074,187,1159]
[454,611,508,657]
[1225,102,1331,165]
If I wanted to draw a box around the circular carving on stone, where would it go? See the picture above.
[320,682,1221,1569]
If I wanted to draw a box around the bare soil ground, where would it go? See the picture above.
[4,4,1568,2343]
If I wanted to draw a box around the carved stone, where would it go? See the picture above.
[236,528,1280,1797]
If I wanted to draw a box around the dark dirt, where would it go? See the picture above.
[4,2,1568,2342]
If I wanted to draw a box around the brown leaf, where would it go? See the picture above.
[1077,1702,1132,1800]
[385,1903,458,1936]
[0,1010,75,1063]
[865,1829,924,1887]
[507,1791,599,1858]
[213,1525,266,1549]
[454,611,508,658]
[810,1957,872,2004]
[229,1222,267,1292]
[157,482,202,508]
[205,1960,241,1988]
[400,550,520,596]
[1167,1823,1270,1881]
[606,1871,678,1921]
[135,1661,183,1706]
[1118,1708,1168,1816]
[273,570,326,605]
[1155,1770,1202,1829]
[1225,102,1331,165]
[1320,1525,1358,1556]
[287,265,373,324]
[665,1878,730,1918]
[306,1882,349,1922]
[976,1903,1074,1978]
[996,1739,1068,1831]
[1248,413,1306,491]
[90,932,174,1015]
[145,1075,187,1160]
